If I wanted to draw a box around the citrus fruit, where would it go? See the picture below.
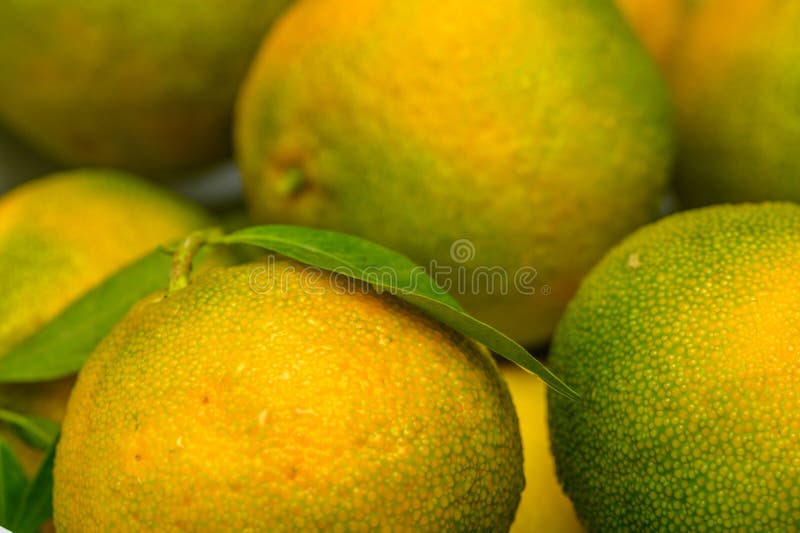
[613,0,700,70]
[0,0,290,174]
[669,0,800,206]
[0,169,216,475]
[54,260,524,530]
[547,203,800,529]
[502,364,582,533]
[235,0,673,347]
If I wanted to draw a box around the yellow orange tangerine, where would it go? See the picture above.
[54,260,525,531]
[236,0,673,347]
[0,169,215,475]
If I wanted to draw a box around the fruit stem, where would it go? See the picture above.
[168,228,223,293]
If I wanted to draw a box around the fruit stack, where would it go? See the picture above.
[0,0,797,531]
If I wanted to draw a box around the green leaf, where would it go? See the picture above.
[215,225,464,309]
[213,225,578,400]
[397,292,578,399]
[0,249,173,383]
[10,432,58,533]
[0,438,27,528]
[0,409,59,451]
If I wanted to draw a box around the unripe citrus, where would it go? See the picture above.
[548,203,800,530]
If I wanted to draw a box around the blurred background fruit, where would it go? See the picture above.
[667,0,800,206]
[502,364,583,533]
[548,203,800,529]
[0,126,57,195]
[54,260,524,530]
[0,169,219,476]
[616,0,800,208]
[0,0,291,176]
[613,0,700,71]
[236,0,673,348]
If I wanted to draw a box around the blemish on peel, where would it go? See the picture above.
[627,252,642,269]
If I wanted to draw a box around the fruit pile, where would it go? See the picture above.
[0,0,797,531]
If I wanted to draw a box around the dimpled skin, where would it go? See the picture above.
[0,0,290,174]
[547,203,800,530]
[235,0,673,347]
[0,169,215,476]
[0,170,214,353]
[670,0,800,206]
[54,261,524,531]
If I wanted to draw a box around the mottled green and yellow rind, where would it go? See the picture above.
[671,0,800,206]
[0,170,214,352]
[613,0,703,70]
[0,169,217,476]
[548,203,800,530]
[236,0,673,346]
[54,261,524,530]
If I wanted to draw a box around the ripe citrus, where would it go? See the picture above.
[0,169,216,475]
[235,0,673,347]
[54,260,525,530]
[502,364,582,533]
[548,203,800,529]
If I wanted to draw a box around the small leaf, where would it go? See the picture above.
[213,225,578,400]
[0,249,173,383]
[0,438,27,528]
[10,432,58,533]
[215,225,464,309]
[0,409,59,451]
[398,292,577,400]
